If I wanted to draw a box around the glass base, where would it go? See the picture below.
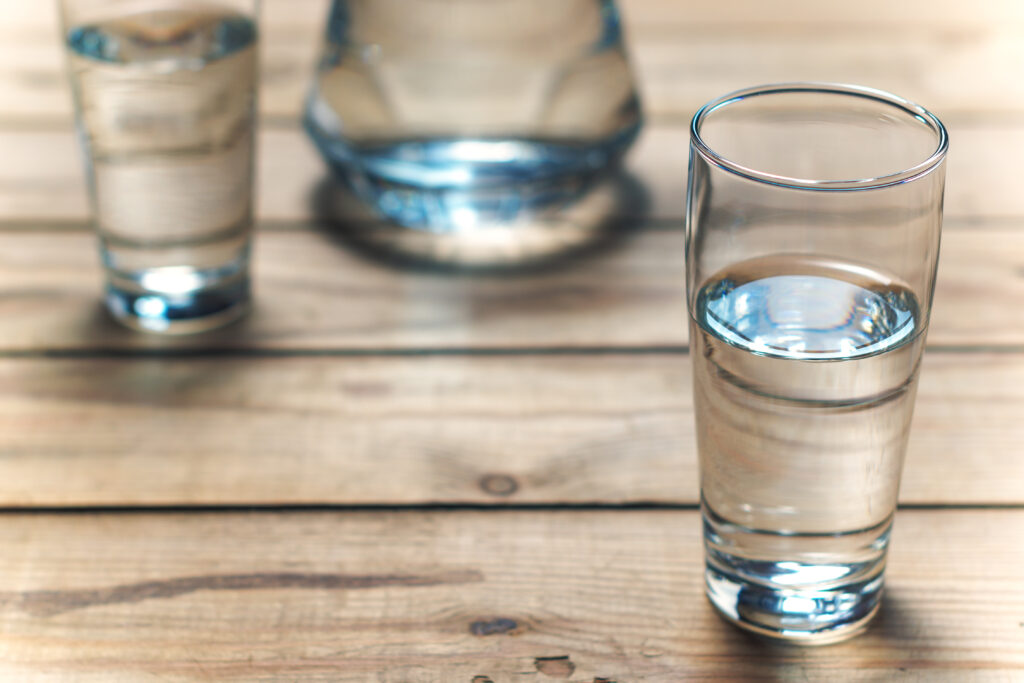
[705,564,883,645]
[104,264,250,335]
[305,112,641,232]
[702,504,890,644]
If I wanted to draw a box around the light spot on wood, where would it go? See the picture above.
[534,655,575,677]
[480,473,519,496]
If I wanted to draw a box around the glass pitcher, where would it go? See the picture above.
[304,0,643,232]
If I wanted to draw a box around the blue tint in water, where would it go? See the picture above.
[67,24,120,62]
[306,133,641,231]
[67,11,256,64]
[691,256,926,642]
[698,273,918,360]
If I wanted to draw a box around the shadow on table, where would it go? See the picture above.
[65,168,653,351]
[78,299,253,351]
[702,590,948,680]
[307,169,652,276]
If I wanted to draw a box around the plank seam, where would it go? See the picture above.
[0,345,1020,359]
[0,215,1012,232]
[0,503,1017,514]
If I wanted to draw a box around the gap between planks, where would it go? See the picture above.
[0,502,1021,515]
[0,345,1022,360]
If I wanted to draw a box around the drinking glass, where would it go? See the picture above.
[59,0,260,334]
[304,0,642,232]
[686,83,948,643]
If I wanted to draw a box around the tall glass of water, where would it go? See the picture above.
[686,84,948,643]
[304,0,642,232]
[59,0,259,334]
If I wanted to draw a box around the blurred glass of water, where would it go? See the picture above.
[305,0,643,232]
[60,0,259,334]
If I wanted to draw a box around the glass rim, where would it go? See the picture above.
[689,82,949,191]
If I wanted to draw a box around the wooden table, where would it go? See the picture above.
[1,1,1022,680]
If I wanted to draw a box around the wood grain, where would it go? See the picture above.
[0,509,1020,681]
[0,351,1018,506]
[0,226,1013,352]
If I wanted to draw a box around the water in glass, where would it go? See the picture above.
[691,252,925,641]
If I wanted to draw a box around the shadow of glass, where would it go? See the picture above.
[82,297,254,348]
[699,612,821,681]
[697,588,950,680]
[865,588,947,651]
[308,169,652,276]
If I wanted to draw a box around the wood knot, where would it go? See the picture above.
[471,677,494,683]
[469,617,519,636]
[534,655,575,677]
[479,473,519,497]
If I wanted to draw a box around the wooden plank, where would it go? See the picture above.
[0,351,1019,506]
[0,509,1020,680]
[5,0,1024,38]
[0,228,684,351]
[2,0,1023,126]
[622,0,1024,30]
[0,354,696,506]
[0,122,1019,225]
[633,28,1024,122]
[4,29,1023,128]
[0,226,1013,351]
